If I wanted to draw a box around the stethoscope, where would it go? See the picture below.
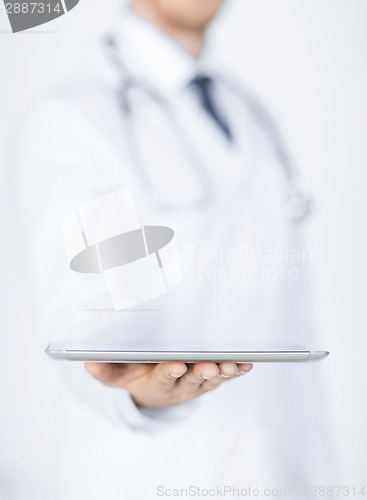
[104,36,312,221]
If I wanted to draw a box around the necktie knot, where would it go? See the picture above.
[191,75,213,90]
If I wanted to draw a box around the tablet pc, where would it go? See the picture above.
[45,340,329,363]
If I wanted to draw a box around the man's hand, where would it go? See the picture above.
[85,362,253,408]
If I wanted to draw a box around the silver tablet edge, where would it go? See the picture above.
[45,345,329,363]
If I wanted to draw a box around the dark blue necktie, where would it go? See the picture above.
[190,75,232,141]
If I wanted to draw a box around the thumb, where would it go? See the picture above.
[85,362,121,386]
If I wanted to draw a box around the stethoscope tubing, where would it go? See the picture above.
[104,36,311,220]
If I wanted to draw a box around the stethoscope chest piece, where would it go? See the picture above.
[285,192,312,221]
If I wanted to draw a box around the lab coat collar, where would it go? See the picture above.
[115,10,216,95]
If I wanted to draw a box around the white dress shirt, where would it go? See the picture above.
[15,11,335,500]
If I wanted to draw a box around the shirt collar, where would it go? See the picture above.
[114,10,216,95]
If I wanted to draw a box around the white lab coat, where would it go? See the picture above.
[14,11,335,500]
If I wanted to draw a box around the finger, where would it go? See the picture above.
[200,363,252,393]
[217,362,239,378]
[200,370,231,392]
[237,363,253,374]
[177,362,220,393]
[150,363,188,389]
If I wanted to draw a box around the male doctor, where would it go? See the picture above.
[16,0,334,497]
